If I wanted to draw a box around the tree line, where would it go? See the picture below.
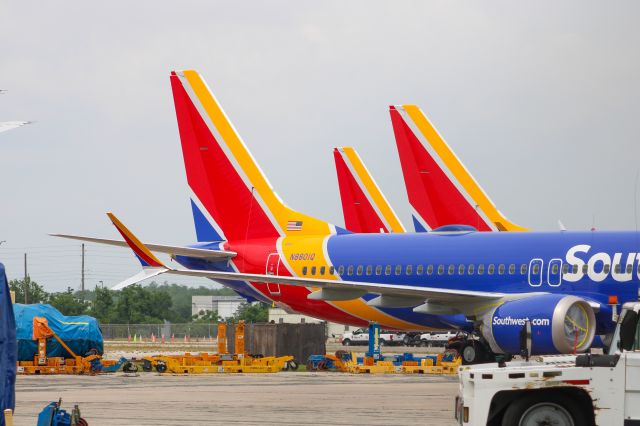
[9,278,269,324]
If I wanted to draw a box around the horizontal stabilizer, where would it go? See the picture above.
[50,234,236,260]
[111,268,169,291]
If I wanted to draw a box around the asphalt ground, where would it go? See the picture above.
[14,372,459,426]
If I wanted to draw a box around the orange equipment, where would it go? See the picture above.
[17,317,108,375]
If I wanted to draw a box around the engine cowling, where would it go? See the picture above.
[480,294,596,355]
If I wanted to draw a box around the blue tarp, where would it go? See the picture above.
[0,263,17,421]
[14,303,103,361]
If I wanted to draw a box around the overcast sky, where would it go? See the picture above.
[1,1,639,292]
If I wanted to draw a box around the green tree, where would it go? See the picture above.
[49,288,89,316]
[92,286,116,323]
[115,285,173,323]
[192,309,220,323]
[9,277,48,304]
[232,302,269,323]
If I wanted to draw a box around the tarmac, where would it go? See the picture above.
[14,372,459,425]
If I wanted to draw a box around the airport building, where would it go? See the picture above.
[191,295,246,320]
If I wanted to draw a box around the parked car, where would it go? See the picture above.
[340,328,405,346]
[418,331,457,347]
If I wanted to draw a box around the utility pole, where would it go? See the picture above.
[23,252,28,304]
[81,243,85,292]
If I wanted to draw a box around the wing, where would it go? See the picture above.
[50,233,236,260]
[161,267,504,304]
[0,121,30,134]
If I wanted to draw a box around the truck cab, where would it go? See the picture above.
[456,301,640,425]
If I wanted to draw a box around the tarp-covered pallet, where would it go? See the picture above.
[14,304,103,361]
[0,263,17,424]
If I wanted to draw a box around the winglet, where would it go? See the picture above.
[107,212,166,268]
[106,213,169,290]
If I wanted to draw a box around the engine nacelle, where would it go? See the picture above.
[480,294,596,355]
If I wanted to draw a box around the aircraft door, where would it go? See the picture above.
[528,259,543,287]
[547,258,562,287]
[265,253,281,295]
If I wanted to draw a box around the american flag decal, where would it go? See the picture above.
[287,221,303,231]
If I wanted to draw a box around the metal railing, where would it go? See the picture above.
[100,323,220,339]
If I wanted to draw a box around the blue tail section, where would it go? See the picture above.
[412,215,428,233]
[191,200,223,242]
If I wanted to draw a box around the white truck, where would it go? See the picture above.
[419,331,457,347]
[340,328,405,346]
[455,301,640,426]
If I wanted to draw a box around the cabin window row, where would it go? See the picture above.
[299,263,640,277]
[301,263,530,277]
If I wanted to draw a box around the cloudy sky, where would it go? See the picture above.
[1,1,639,292]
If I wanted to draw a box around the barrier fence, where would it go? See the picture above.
[100,323,221,340]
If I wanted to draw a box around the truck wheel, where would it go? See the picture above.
[342,339,351,346]
[419,339,428,347]
[461,342,485,365]
[502,393,586,426]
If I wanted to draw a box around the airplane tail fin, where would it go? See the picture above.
[171,70,341,243]
[389,105,527,232]
[106,213,169,290]
[333,147,406,233]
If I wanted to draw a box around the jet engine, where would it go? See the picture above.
[480,294,596,355]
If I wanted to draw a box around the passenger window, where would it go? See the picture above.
[348,265,354,275]
[375,265,382,275]
[615,264,621,274]
[488,264,495,275]
[311,266,317,275]
[320,266,326,275]
[356,265,363,276]
[302,266,308,276]
[366,265,373,275]
[338,266,344,275]
[468,264,475,275]
[582,264,588,274]
[406,265,413,275]
[385,265,392,275]
[478,264,485,275]
[458,264,465,275]
[573,265,578,274]
[551,264,559,274]
[395,265,402,275]
[562,264,569,274]
[427,265,434,275]
[437,265,444,275]
[509,264,515,274]
[520,264,527,274]
[498,264,505,275]
[532,264,540,274]
[329,266,335,275]
[627,264,633,274]
[448,265,455,275]
[416,265,424,275]
[604,264,611,274]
